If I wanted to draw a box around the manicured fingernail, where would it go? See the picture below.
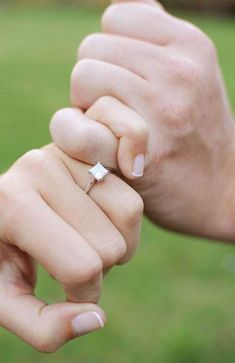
[72,312,104,337]
[132,154,145,177]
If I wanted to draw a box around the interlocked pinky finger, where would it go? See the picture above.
[86,96,149,179]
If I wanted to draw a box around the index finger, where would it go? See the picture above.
[102,2,184,46]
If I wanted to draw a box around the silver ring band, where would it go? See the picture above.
[84,178,96,194]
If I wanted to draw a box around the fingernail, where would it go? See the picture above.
[132,154,145,177]
[72,311,104,337]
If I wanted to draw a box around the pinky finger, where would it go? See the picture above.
[86,96,149,179]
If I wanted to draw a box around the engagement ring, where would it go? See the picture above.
[84,162,110,194]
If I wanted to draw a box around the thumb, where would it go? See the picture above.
[0,294,105,353]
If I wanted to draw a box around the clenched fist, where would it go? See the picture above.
[51,0,235,241]
[0,144,143,351]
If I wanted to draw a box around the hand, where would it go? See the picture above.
[50,0,235,241]
[0,144,143,352]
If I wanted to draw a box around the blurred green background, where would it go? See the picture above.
[1,2,235,363]
[1,0,235,13]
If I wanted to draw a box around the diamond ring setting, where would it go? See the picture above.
[84,162,110,194]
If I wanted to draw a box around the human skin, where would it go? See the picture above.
[51,0,235,242]
[0,143,143,352]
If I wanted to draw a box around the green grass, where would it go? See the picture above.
[0,5,235,363]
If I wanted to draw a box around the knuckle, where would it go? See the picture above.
[60,255,102,286]
[49,108,72,146]
[88,96,112,121]
[50,108,68,131]
[33,336,58,354]
[121,192,144,227]
[0,174,12,210]
[101,236,127,267]
[0,173,32,239]
[94,96,112,112]
[186,24,217,59]
[164,98,192,130]
[130,122,149,143]
[168,56,202,85]
[71,59,94,83]
[71,61,84,92]
[50,108,92,158]
[0,175,15,234]
[78,33,103,59]
[101,4,117,31]
[71,61,80,87]
[184,22,205,41]
[15,149,50,173]
[31,310,65,353]
[199,35,217,61]
[71,59,96,106]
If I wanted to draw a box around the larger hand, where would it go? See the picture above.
[51,0,235,241]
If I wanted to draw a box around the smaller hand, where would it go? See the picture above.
[0,144,143,352]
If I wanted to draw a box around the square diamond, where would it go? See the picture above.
[88,162,109,182]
